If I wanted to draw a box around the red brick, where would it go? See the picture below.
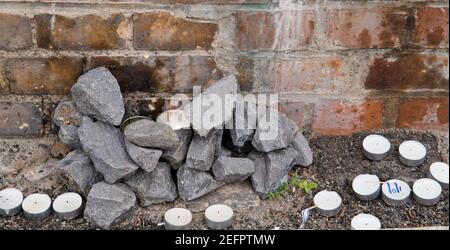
[411,7,449,48]
[113,0,276,3]
[236,56,255,92]
[236,11,315,51]
[36,14,128,50]
[279,102,305,129]
[0,101,43,137]
[133,12,217,50]
[274,57,347,92]
[5,57,83,95]
[326,8,407,49]
[88,56,222,93]
[0,13,32,50]
[312,100,384,135]
[396,98,449,130]
[365,54,449,90]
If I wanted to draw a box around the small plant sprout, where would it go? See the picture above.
[268,170,318,199]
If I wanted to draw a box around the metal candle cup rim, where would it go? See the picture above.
[120,116,152,133]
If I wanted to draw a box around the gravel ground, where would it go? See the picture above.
[0,129,448,230]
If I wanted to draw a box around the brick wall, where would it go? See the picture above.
[0,0,448,138]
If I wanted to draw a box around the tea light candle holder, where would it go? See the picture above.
[399,140,427,167]
[351,213,381,230]
[413,178,442,206]
[362,135,391,161]
[313,190,342,217]
[381,179,411,206]
[0,188,23,216]
[352,174,381,201]
[428,162,449,189]
[22,193,52,221]
[164,208,193,230]
[205,204,234,230]
[52,192,83,220]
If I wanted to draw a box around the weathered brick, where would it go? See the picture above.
[114,0,276,3]
[237,56,255,92]
[396,98,449,130]
[0,13,32,50]
[36,14,128,50]
[312,100,384,135]
[274,57,347,92]
[88,56,222,93]
[133,12,217,50]
[0,101,43,137]
[365,54,449,90]
[326,8,407,49]
[410,7,449,48]
[279,102,306,129]
[5,57,83,95]
[236,11,315,51]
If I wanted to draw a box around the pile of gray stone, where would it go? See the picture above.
[52,67,313,229]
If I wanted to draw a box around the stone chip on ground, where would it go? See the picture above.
[58,124,81,150]
[161,128,193,169]
[54,150,101,195]
[124,119,180,150]
[177,164,223,201]
[78,117,139,184]
[212,156,255,183]
[84,182,136,229]
[185,130,218,171]
[125,162,177,206]
[71,67,125,126]
[124,139,162,173]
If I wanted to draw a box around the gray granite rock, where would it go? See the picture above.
[290,131,313,167]
[58,124,81,150]
[186,130,217,171]
[252,110,299,153]
[52,100,82,127]
[124,139,162,173]
[84,182,136,229]
[125,163,177,206]
[230,96,256,147]
[212,156,255,183]
[124,119,179,150]
[54,150,101,195]
[182,75,239,136]
[248,147,297,199]
[177,164,223,201]
[71,67,125,126]
[161,128,193,169]
[78,117,139,183]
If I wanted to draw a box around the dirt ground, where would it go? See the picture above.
[0,129,448,230]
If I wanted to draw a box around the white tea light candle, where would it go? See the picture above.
[164,208,192,230]
[381,179,411,206]
[399,140,427,167]
[362,135,391,161]
[0,188,23,216]
[205,204,234,230]
[22,193,52,221]
[428,162,449,189]
[352,174,381,201]
[313,190,342,217]
[351,213,381,230]
[52,192,83,220]
[157,110,190,130]
[413,178,442,206]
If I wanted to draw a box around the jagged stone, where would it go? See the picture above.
[84,182,136,229]
[290,131,313,167]
[161,128,193,169]
[177,164,223,201]
[124,119,179,150]
[58,124,81,150]
[54,150,101,195]
[124,139,162,173]
[52,100,82,127]
[125,163,177,206]
[78,117,139,183]
[71,67,125,126]
[185,130,218,171]
[212,156,255,183]
[229,95,257,147]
